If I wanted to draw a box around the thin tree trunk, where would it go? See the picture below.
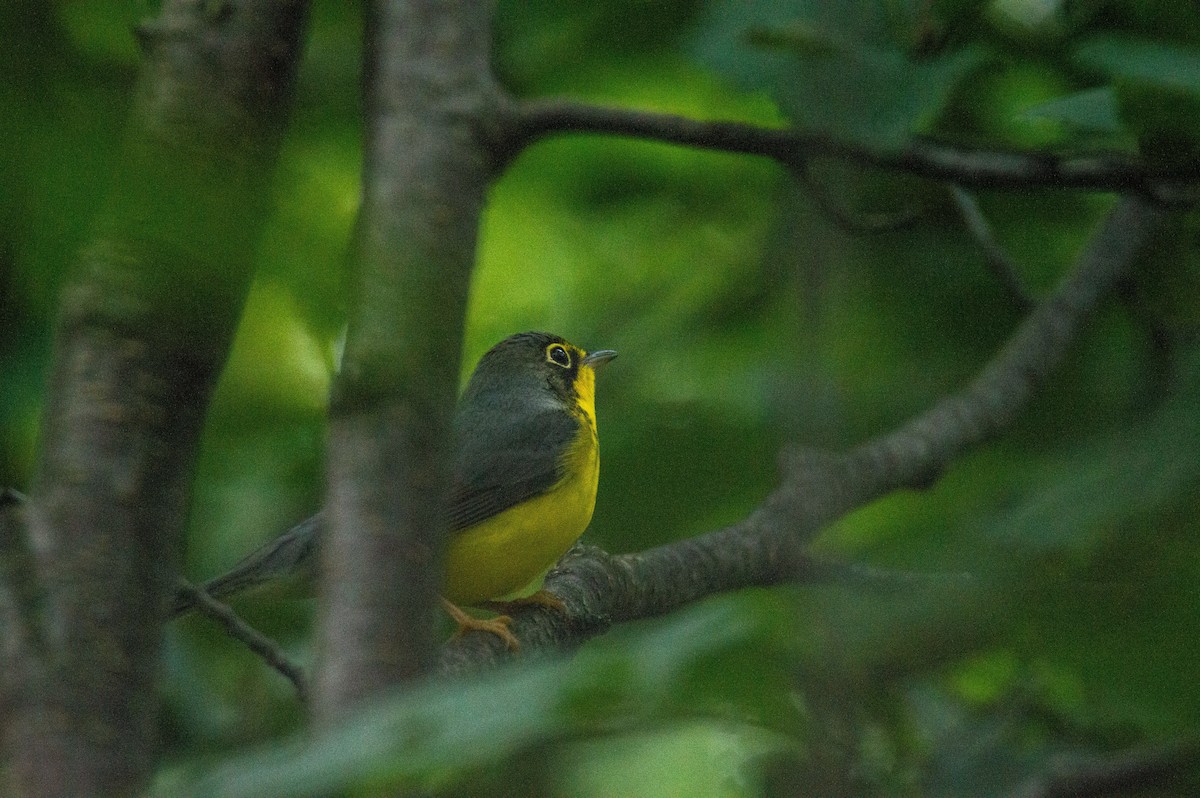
[313,0,500,722]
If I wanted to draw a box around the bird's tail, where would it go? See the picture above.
[170,512,323,617]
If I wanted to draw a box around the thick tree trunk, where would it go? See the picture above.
[1,2,309,794]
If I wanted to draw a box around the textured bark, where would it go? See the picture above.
[313,0,499,723]
[2,2,309,795]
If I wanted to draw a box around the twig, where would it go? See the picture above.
[950,185,1036,310]
[510,98,1198,196]
[176,579,309,704]
[439,194,1171,672]
[847,194,1166,490]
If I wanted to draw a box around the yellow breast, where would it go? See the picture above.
[442,366,600,606]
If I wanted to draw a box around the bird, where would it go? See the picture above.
[173,331,616,650]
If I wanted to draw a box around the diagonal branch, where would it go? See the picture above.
[173,199,1169,678]
[950,185,1036,311]
[850,194,1165,492]
[176,579,309,704]
[439,193,1170,673]
[507,99,1199,196]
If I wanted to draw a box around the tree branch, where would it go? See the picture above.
[950,186,1037,311]
[851,194,1165,492]
[176,193,1167,676]
[508,99,1199,196]
[440,194,1170,673]
[176,579,309,704]
[313,0,499,724]
[178,197,1169,679]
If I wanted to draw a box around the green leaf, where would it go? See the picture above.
[557,720,788,798]
[1074,36,1200,161]
[176,594,796,797]
[984,350,1200,733]
[992,350,1200,556]
[1022,86,1123,134]
[693,0,990,147]
[1075,36,1200,96]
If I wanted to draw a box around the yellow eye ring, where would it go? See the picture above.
[546,344,571,368]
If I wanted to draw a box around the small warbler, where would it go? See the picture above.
[175,331,616,650]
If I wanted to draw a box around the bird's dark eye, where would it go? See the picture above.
[546,344,571,368]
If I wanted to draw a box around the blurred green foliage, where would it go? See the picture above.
[163,594,797,797]
[3,0,1199,795]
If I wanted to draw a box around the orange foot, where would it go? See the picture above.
[481,589,567,614]
[441,597,519,651]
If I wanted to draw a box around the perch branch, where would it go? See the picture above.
[439,193,1170,673]
[174,536,970,702]
[178,198,1168,678]
[509,99,1199,196]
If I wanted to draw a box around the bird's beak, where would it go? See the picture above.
[582,349,617,370]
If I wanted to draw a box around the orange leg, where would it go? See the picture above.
[441,597,520,651]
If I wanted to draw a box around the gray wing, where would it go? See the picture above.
[169,410,577,616]
[445,407,576,533]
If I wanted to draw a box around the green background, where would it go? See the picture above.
[2,1,1198,795]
